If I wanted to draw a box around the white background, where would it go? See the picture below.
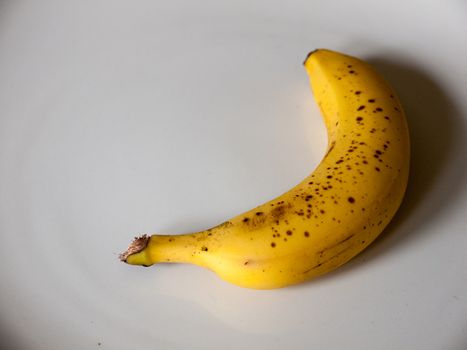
[1,0,467,349]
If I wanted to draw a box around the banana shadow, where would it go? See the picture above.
[307,57,467,283]
[0,325,27,350]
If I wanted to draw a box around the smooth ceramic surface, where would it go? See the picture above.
[1,1,467,349]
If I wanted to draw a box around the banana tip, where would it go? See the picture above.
[119,234,150,262]
[303,49,320,65]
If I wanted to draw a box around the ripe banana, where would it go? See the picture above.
[120,49,410,289]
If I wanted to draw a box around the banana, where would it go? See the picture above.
[120,49,410,289]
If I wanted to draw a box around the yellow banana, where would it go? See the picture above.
[120,49,410,289]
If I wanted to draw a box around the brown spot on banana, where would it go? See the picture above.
[244,202,294,229]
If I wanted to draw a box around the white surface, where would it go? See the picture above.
[1,0,467,349]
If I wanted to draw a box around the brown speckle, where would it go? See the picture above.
[271,242,276,248]
[368,99,375,103]
[348,197,355,203]
[357,105,365,111]
[271,204,290,220]
[304,231,310,237]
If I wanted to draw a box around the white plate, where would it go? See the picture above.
[1,1,467,349]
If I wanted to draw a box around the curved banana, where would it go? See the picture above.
[120,49,410,289]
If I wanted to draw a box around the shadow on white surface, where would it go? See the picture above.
[0,326,26,350]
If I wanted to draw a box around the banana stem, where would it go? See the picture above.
[120,233,212,267]
[119,235,150,262]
